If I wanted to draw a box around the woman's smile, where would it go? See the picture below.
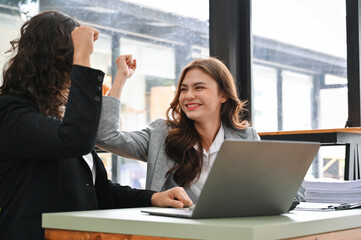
[185,103,202,110]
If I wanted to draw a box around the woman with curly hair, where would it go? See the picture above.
[96,55,260,202]
[0,11,191,240]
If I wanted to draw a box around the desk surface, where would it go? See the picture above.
[259,127,361,136]
[42,207,361,240]
[258,127,361,146]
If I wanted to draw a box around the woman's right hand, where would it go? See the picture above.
[71,26,99,67]
[115,55,137,79]
[108,55,137,99]
[151,187,193,208]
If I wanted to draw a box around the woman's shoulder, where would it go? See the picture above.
[224,125,260,140]
[148,118,168,131]
[145,119,169,145]
[229,125,258,134]
[0,95,38,126]
[0,95,37,111]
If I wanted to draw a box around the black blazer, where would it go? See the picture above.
[0,65,155,240]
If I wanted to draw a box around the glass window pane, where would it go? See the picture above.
[0,14,22,83]
[252,0,347,131]
[252,64,278,132]
[282,71,313,131]
[320,88,348,129]
[252,0,347,180]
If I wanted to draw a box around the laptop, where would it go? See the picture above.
[142,140,320,219]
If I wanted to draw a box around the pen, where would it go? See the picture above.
[328,202,360,210]
[333,203,351,210]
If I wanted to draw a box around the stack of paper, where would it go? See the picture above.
[295,202,361,211]
[303,178,361,204]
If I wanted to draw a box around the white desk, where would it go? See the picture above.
[42,207,361,240]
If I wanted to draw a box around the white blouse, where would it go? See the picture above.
[189,124,225,201]
[162,124,225,203]
[82,152,96,185]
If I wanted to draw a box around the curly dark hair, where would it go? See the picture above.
[0,11,80,118]
[165,57,247,188]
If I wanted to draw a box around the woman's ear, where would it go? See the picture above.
[221,95,228,103]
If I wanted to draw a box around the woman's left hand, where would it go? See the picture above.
[116,55,136,79]
[107,54,137,99]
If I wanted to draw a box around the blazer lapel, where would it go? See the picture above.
[92,150,114,209]
[150,144,175,191]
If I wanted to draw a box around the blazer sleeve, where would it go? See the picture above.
[96,96,164,162]
[0,65,104,160]
[94,154,156,209]
[110,181,156,208]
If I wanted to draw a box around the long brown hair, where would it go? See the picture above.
[165,57,247,187]
[0,11,79,119]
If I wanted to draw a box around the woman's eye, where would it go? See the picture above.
[180,88,187,92]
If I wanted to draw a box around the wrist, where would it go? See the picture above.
[115,71,129,83]
[73,54,91,67]
[151,192,159,206]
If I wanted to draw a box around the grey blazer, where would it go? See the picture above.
[96,96,261,192]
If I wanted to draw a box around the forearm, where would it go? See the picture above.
[73,54,91,68]
[108,72,126,99]
[71,26,98,68]
[58,65,105,153]
[0,65,104,159]
[111,182,156,208]
[96,96,152,161]
[96,96,121,141]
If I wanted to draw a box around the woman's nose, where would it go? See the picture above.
[185,90,195,99]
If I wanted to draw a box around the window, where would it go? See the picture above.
[252,0,347,179]
[252,0,347,131]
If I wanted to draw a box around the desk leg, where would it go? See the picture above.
[356,145,360,179]
[345,144,351,180]
[345,144,361,180]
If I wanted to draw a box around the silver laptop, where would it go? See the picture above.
[142,140,320,219]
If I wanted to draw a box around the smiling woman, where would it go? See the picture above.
[96,56,261,203]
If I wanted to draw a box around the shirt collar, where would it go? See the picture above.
[208,123,225,154]
[194,123,225,155]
